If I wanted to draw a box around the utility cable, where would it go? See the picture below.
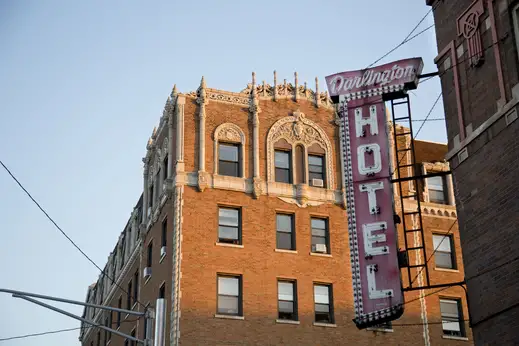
[0,318,139,342]
[0,159,148,310]
[365,1,441,69]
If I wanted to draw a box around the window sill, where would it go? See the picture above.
[275,249,298,254]
[214,314,244,320]
[131,302,138,311]
[124,314,129,320]
[159,253,166,263]
[144,276,152,285]
[313,322,337,328]
[435,267,459,273]
[442,335,468,341]
[215,242,244,248]
[310,252,332,257]
[367,327,394,333]
[276,319,300,325]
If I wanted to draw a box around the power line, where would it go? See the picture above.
[366,1,441,69]
[0,160,147,310]
[0,319,139,342]
[366,24,435,69]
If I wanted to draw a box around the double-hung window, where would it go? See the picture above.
[217,275,242,316]
[427,175,447,204]
[218,207,241,244]
[314,284,334,324]
[311,218,329,254]
[433,234,456,269]
[308,155,324,187]
[132,271,138,308]
[219,143,240,177]
[276,214,295,250]
[275,150,292,183]
[278,280,297,321]
[440,299,465,337]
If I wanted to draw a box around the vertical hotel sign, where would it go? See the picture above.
[325,58,423,328]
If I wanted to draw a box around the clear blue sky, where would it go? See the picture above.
[0,1,442,344]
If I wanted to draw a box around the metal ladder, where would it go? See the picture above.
[390,94,430,289]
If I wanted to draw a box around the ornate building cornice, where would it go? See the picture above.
[184,72,335,109]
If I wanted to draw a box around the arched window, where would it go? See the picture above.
[214,123,246,178]
[267,111,334,189]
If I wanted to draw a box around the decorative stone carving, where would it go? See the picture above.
[266,111,335,188]
[278,196,324,208]
[162,138,169,159]
[220,127,242,142]
[197,171,209,192]
[252,177,262,199]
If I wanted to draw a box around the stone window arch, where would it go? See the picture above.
[213,123,246,178]
[267,110,334,189]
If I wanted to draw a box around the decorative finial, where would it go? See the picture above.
[152,126,157,137]
[171,84,178,99]
[262,80,267,97]
[315,77,320,108]
[252,72,256,86]
[200,76,206,88]
[273,70,278,101]
[294,72,299,101]
[284,79,287,96]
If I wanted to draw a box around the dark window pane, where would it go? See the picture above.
[275,151,290,169]
[219,208,239,226]
[218,296,239,315]
[311,218,326,230]
[315,303,330,313]
[219,161,239,177]
[308,155,323,167]
[219,144,239,162]
[312,236,326,245]
[218,277,239,296]
[276,214,292,232]
[275,168,291,183]
[218,226,239,241]
[278,301,294,313]
[435,252,453,268]
[278,282,294,301]
[277,232,293,250]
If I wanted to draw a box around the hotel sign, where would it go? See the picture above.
[325,58,423,328]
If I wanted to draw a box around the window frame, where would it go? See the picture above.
[218,142,241,178]
[439,297,465,337]
[433,234,456,269]
[308,154,325,187]
[274,149,292,184]
[159,282,166,299]
[147,241,153,268]
[427,175,447,204]
[310,217,330,254]
[217,206,242,245]
[313,283,334,324]
[512,3,519,65]
[162,155,168,181]
[277,279,298,321]
[276,213,296,250]
[132,271,138,308]
[161,218,167,248]
[126,281,132,310]
[216,274,243,316]
[117,296,122,327]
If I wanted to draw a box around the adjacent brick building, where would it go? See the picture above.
[79,74,472,345]
[426,0,519,344]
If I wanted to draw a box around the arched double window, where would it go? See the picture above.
[267,111,334,189]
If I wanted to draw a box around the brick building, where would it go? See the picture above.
[79,74,472,345]
[426,0,519,344]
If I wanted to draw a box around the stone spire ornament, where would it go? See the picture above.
[294,72,299,101]
[315,77,320,108]
[249,71,262,199]
[197,76,208,192]
[273,70,278,101]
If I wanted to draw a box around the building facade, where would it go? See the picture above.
[79,74,472,345]
[426,0,519,344]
